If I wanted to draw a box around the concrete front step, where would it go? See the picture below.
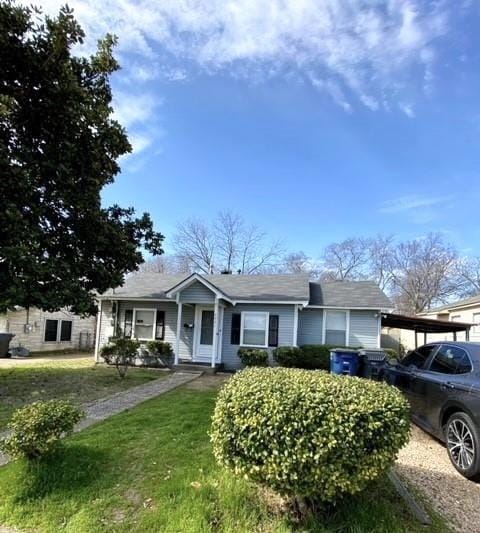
[172,362,224,375]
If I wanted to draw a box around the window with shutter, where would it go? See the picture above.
[155,311,165,340]
[268,315,279,347]
[231,313,241,344]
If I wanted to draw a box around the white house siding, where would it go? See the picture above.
[0,307,95,352]
[221,304,296,370]
[297,308,323,345]
[179,281,215,304]
[420,306,480,344]
[349,310,380,348]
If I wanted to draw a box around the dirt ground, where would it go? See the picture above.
[396,424,480,532]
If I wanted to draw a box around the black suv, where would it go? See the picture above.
[384,342,480,479]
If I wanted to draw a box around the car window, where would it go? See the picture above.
[428,345,472,375]
[401,345,437,368]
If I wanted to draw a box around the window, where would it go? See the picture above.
[60,320,72,341]
[401,344,437,369]
[429,345,472,375]
[241,312,268,347]
[473,313,480,334]
[44,320,58,342]
[133,309,156,340]
[44,319,72,342]
[200,310,214,345]
[324,310,347,346]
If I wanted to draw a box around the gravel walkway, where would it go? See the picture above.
[0,371,201,467]
[396,425,480,532]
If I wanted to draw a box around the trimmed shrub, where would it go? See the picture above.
[100,337,140,378]
[211,367,410,503]
[237,348,269,367]
[274,345,363,371]
[1,400,84,460]
[272,346,304,367]
[144,340,174,367]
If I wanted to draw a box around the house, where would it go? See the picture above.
[0,307,96,353]
[95,273,391,370]
[417,294,480,343]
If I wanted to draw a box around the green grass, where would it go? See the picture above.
[0,378,449,533]
[0,358,168,430]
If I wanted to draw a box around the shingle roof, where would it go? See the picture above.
[105,273,311,302]
[103,273,391,308]
[419,293,480,314]
[309,280,392,309]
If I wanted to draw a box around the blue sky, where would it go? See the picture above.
[41,0,480,258]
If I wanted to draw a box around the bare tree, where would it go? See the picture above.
[172,218,216,274]
[367,234,395,291]
[139,255,193,275]
[277,251,320,277]
[172,211,283,275]
[388,233,458,314]
[239,224,284,274]
[214,211,244,272]
[321,238,369,281]
[455,257,480,297]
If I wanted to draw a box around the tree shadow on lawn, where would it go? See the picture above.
[13,444,111,503]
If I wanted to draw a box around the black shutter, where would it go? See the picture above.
[231,313,241,345]
[155,311,165,340]
[124,309,133,338]
[268,315,279,347]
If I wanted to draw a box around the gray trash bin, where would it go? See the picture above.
[359,349,387,380]
[0,333,15,358]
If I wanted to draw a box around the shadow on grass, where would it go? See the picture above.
[13,444,111,503]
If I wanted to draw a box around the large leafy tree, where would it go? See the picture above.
[0,2,164,315]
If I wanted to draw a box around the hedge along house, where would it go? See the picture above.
[95,273,392,370]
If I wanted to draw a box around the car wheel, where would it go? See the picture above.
[445,412,480,479]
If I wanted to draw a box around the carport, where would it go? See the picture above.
[381,312,472,348]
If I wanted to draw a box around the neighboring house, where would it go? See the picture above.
[95,273,391,370]
[0,307,96,353]
[417,294,480,343]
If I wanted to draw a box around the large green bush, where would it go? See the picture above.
[274,345,363,371]
[1,400,84,460]
[211,367,410,503]
[237,348,269,367]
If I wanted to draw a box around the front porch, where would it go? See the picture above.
[173,299,226,368]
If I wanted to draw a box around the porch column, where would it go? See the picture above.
[293,304,299,346]
[94,299,103,363]
[175,302,183,365]
[212,297,220,368]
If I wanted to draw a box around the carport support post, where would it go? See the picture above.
[414,330,418,349]
[424,332,427,345]
[175,301,182,365]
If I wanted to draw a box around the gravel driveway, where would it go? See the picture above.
[396,425,480,532]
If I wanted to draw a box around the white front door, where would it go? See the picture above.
[193,306,220,363]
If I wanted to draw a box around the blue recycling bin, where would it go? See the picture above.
[330,349,360,376]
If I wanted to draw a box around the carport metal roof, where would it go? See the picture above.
[381,312,473,347]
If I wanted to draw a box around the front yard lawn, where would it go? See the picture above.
[0,377,449,532]
[0,357,167,430]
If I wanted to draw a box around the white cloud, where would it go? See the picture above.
[399,102,415,117]
[39,0,454,112]
[379,194,452,213]
[379,194,454,223]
